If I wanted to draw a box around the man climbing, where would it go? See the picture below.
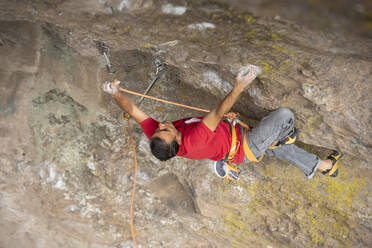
[101,66,342,180]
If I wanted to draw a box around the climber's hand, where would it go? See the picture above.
[102,80,120,95]
[235,65,261,90]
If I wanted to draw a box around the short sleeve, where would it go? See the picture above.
[139,118,159,139]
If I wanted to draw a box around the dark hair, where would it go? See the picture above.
[150,137,179,161]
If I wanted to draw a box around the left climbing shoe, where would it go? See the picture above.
[322,150,343,177]
[277,128,298,146]
[269,128,298,149]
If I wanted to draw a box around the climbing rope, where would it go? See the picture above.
[125,114,138,248]
[116,80,250,129]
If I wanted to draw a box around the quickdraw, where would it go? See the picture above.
[137,59,166,106]
[97,42,117,74]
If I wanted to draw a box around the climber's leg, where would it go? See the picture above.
[245,107,295,160]
[266,144,322,179]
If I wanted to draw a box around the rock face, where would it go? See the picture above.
[0,1,371,248]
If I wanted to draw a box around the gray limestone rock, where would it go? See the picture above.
[0,1,371,248]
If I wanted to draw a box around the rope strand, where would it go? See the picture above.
[118,87,250,129]
[119,87,210,113]
[127,118,138,248]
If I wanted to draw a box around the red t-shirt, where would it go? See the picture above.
[139,117,244,163]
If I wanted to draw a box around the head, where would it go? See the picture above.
[150,121,181,161]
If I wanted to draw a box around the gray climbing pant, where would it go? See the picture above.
[242,108,321,179]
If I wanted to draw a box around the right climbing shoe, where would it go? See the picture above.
[322,150,343,177]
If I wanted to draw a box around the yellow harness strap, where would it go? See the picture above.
[225,121,263,163]
[242,127,264,162]
[227,123,239,161]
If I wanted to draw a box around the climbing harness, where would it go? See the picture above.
[224,113,265,163]
[242,128,264,162]
[214,118,241,181]
[224,118,240,161]
[97,42,117,74]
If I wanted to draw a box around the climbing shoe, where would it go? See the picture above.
[322,150,343,177]
[277,128,298,146]
[269,128,298,150]
[214,160,240,181]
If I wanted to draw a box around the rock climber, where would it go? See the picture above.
[101,66,342,180]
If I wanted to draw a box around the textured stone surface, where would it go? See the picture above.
[0,1,371,248]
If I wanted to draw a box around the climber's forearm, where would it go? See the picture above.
[203,85,244,131]
[214,85,244,118]
[113,92,149,123]
[202,67,260,131]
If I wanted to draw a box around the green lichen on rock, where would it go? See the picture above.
[218,159,368,247]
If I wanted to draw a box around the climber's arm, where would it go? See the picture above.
[202,67,260,131]
[102,80,149,124]
[113,91,149,123]
[202,84,244,131]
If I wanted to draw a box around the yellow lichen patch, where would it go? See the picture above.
[303,115,322,133]
[365,21,372,29]
[244,29,256,40]
[140,44,152,48]
[297,165,367,245]
[263,165,274,177]
[260,61,272,73]
[244,15,255,23]
[224,211,245,230]
[259,61,276,80]
[271,33,282,41]
[272,45,288,54]
[326,171,366,215]
[218,180,263,247]
[225,159,368,246]
[123,26,131,32]
[221,206,256,247]
[363,10,372,29]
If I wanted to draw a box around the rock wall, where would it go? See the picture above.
[0,1,371,248]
